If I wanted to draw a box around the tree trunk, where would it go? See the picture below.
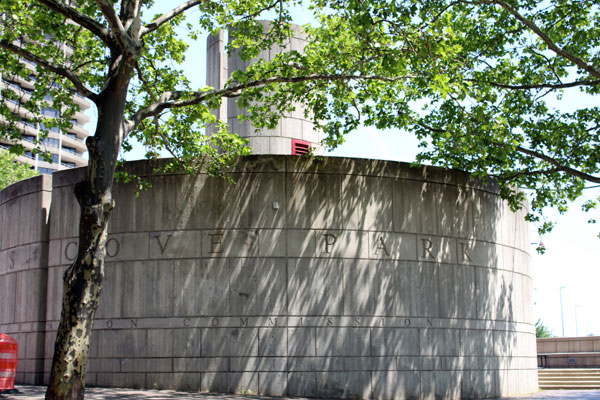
[45,63,132,397]
[45,179,113,400]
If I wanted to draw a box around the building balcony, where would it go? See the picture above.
[66,122,88,137]
[73,109,90,124]
[61,134,87,151]
[60,149,86,167]
[3,99,36,121]
[13,75,35,90]
[72,92,91,110]
[1,78,21,92]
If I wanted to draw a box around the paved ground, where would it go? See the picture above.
[1,386,600,400]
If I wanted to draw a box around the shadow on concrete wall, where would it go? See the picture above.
[1,156,536,398]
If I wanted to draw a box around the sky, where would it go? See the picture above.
[104,1,600,337]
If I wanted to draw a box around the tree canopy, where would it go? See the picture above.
[536,319,554,338]
[1,0,599,398]
[246,0,600,237]
[0,149,38,189]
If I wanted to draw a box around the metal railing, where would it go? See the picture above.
[63,133,84,143]
[62,147,84,157]
[2,79,21,91]
[20,119,37,129]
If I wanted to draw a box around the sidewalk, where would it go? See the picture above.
[2,386,600,399]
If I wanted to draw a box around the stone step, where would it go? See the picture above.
[539,369,600,375]
[540,384,600,390]
[538,369,600,390]
[538,379,600,385]
[538,368,600,371]
[539,373,600,378]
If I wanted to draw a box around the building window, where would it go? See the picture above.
[61,146,82,156]
[291,139,311,155]
[21,118,36,128]
[40,123,60,133]
[42,138,60,148]
[42,107,60,118]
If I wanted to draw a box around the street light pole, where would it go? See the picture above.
[560,286,567,337]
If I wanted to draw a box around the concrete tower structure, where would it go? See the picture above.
[207,23,325,155]
[0,40,91,174]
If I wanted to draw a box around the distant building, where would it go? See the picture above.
[0,38,91,174]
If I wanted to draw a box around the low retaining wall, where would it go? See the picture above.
[538,337,600,368]
[0,155,538,398]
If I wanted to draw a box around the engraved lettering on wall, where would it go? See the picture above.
[322,233,337,254]
[209,233,224,254]
[106,238,120,258]
[421,239,435,259]
[375,236,390,256]
[151,232,172,254]
[459,242,472,262]
[65,241,78,261]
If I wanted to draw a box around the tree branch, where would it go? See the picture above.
[120,0,142,32]
[36,0,113,46]
[127,73,407,131]
[493,167,563,181]
[140,0,203,37]
[484,0,600,79]
[467,78,600,90]
[514,145,600,184]
[93,0,135,52]
[0,39,98,100]
[417,121,600,184]
[135,61,158,102]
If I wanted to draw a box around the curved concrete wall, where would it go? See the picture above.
[0,175,51,384]
[0,156,537,398]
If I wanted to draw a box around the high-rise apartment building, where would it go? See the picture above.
[0,40,91,174]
